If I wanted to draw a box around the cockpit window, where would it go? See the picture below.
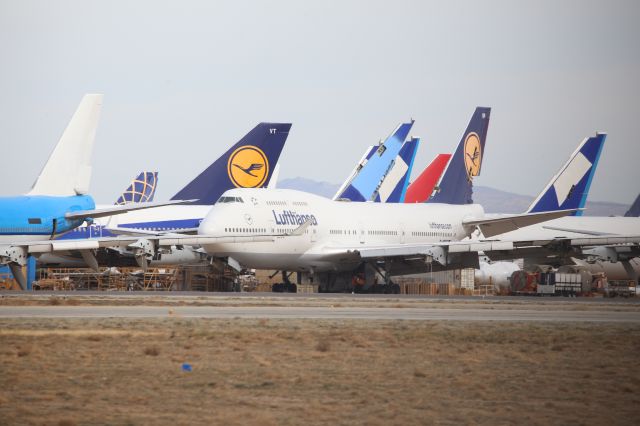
[217,196,244,204]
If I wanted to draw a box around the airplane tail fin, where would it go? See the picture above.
[624,193,640,217]
[527,133,606,215]
[170,123,291,204]
[335,120,414,201]
[114,172,158,205]
[267,163,281,190]
[404,153,452,203]
[373,137,420,203]
[427,107,491,204]
[332,145,377,200]
[28,94,103,196]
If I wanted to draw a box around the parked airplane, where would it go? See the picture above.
[57,122,291,239]
[0,95,190,287]
[35,123,291,271]
[462,133,640,271]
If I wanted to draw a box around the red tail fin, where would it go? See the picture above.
[404,154,452,203]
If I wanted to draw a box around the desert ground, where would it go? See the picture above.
[1,295,639,425]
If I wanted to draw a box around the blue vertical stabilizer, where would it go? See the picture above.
[335,121,414,201]
[428,107,491,204]
[171,123,291,204]
[374,137,420,203]
[527,133,606,215]
[115,172,158,205]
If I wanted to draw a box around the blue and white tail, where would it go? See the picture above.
[373,137,420,203]
[28,94,103,196]
[527,133,606,215]
[114,172,158,205]
[171,123,291,204]
[625,193,640,217]
[334,120,414,201]
[428,107,491,205]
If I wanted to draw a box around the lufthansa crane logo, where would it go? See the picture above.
[227,145,269,188]
[463,132,482,180]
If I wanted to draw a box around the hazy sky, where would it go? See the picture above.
[1,0,639,204]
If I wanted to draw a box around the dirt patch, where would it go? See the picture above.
[0,318,639,425]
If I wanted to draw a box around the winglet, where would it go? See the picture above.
[28,94,103,196]
[115,172,158,205]
[527,133,606,215]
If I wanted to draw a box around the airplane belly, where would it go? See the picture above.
[0,235,46,244]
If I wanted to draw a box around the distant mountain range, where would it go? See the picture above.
[277,177,631,216]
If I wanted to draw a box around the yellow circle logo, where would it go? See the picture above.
[463,132,482,180]
[227,146,269,188]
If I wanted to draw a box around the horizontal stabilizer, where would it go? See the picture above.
[65,199,196,221]
[463,209,579,238]
[29,94,103,196]
[541,225,615,237]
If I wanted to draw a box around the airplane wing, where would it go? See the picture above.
[462,209,580,238]
[64,199,196,220]
[105,226,200,237]
[303,229,640,277]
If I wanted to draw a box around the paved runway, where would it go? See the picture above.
[1,305,639,322]
[3,291,640,304]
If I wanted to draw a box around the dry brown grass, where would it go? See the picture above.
[0,318,639,425]
[3,293,640,313]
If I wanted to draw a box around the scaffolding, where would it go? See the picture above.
[35,268,180,291]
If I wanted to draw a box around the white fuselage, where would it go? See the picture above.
[198,188,483,272]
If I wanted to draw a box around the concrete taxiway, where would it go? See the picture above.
[1,305,639,322]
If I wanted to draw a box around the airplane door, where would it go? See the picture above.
[359,223,365,244]
[400,222,405,244]
[311,228,317,242]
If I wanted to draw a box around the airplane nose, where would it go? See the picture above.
[198,216,214,235]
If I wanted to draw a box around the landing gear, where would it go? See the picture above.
[366,261,400,294]
[271,271,297,293]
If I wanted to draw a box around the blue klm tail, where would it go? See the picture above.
[527,133,606,215]
[373,137,420,203]
[171,123,291,204]
[334,120,414,202]
[428,107,491,204]
[114,172,158,205]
